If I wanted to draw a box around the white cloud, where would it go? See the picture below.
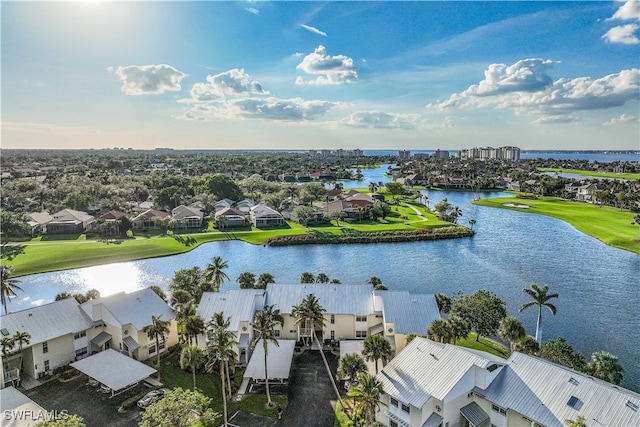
[608,0,640,21]
[180,97,336,121]
[429,59,640,124]
[296,45,358,85]
[245,7,259,15]
[301,24,327,37]
[603,113,637,126]
[186,68,266,102]
[110,64,187,95]
[602,23,640,44]
[339,110,421,129]
[2,122,101,135]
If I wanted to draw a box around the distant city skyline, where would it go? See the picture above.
[2,1,639,151]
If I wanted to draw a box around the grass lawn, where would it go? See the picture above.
[473,196,640,254]
[150,348,287,419]
[537,167,640,181]
[456,333,511,359]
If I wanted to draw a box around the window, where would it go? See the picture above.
[159,341,166,350]
[355,331,367,338]
[567,396,582,410]
[491,404,507,416]
[1,328,9,337]
[44,360,50,371]
[401,403,410,414]
[290,330,297,334]
[331,315,335,324]
[42,342,48,354]
[390,421,398,427]
[330,331,335,340]
[74,331,86,340]
[390,397,398,408]
[149,344,157,354]
[75,347,88,358]
[356,316,367,322]
[274,329,280,337]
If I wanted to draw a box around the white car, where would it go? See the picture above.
[137,389,167,409]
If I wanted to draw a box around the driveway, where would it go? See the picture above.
[280,350,341,427]
[25,374,143,427]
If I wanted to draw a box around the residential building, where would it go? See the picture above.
[398,150,411,160]
[235,198,256,213]
[212,198,234,213]
[131,209,170,231]
[0,386,47,427]
[171,205,204,228]
[45,209,94,234]
[457,146,521,161]
[80,288,178,361]
[214,207,247,229]
[26,212,53,236]
[249,204,285,227]
[375,338,640,427]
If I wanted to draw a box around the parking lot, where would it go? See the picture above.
[26,374,144,427]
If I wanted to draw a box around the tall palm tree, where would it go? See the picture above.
[291,294,326,346]
[514,335,539,355]
[204,256,229,292]
[448,316,470,345]
[518,283,559,346]
[237,271,256,289]
[184,315,205,346]
[207,312,233,396]
[428,319,451,343]
[0,265,22,315]
[336,353,367,390]
[12,331,31,352]
[468,218,476,231]
[180,345,205,390]
[0,337,15,357]
[205,323,236,427]
[587,351,623,385]
[143,315,171,367]
[361,335,392,374]
[250,305,284,407]
[348,373,384,427]
[498,317,526,351]
[256,273,275,289]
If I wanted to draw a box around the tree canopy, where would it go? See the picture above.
[139,387,218,427]
[450,290,506,341]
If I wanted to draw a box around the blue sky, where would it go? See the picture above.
[2,1,639,151]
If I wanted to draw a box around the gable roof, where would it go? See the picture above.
[213,198,234,207]
[376,337,505,408]
[50,209,93,223]
[27,211,53,225]
[172,205,204,219]
[0,298,93,346]
[81,288,175,330]
[250,203,283,218]
[265,283,375,316]
[99,210,132,221]
[378,291,440,335]
[480,352,640,427]
[132,209,169,221]
[0,387,46,426]
[215,207,246,217]
[197,290,265,332]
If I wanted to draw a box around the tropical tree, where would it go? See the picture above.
[250,305,284,407]
[184,315,205,346]
[143,315,170,367]
[498,317,526,351]
[204,256,229,292]
[518,283,559,346]
[451,290,506,341]
[237,271,257,289]
[256,273,275,289]
[12,330,31,352]
[540,337,587,372]
[336,353,367,390]
[0,336,15,357]
[361,334,392,374]
[367,276,387,290]
[514,335,539,355]
[170,267,206,302]
[587,351,623,385]
[448,316,470,344]
[315,273,330,284]
[385,182,405,203]
[564,415,587,427]
[205,320,237,427]
[139,387,218,427]
[468,218,477,230]
[291,294,326,346]
[180,345,205,390]
[434,293,452,314]
[428,319,451,343]
[348,373,384,427]
[149,285,168,302]
[299,272,315,284]
[0,265,22,314]
[35,413,87,427]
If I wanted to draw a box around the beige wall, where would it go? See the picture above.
[27,336,74,378]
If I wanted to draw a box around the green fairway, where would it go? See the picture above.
[537,167,640,181]
[474,196,640,254]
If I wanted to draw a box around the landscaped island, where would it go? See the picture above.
[473,196,640,254]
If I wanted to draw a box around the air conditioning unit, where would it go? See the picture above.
[436,405,441,412]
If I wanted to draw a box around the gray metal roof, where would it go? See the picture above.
[376,337,506,408]
[0,386,46,426]
[460,402,489,426]
[480,352,640,427]
[197,290,265,332]
[0,298,93,346]
[81,287,175,330]
[71,349,156,391]
[244,339,296,380]
[265,284,375,316]
[378,291,440,335]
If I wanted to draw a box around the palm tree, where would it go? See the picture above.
[498,317,526,351]
[587,351,623,385]
[428,319,451,343]
[519,283,559,346]
[315,273,329,284]
[205,323,236,427]
[448,316,470,345]
[468,218,476,230]
[0,337,15,357]
[514,335,539,355]
[367,276,387,290]
[0,265,22,314]
[207,312,233,396]
[237,271,256,289]
[291,294,326,346]
[250,305,284,407]
[184,315,205,346]
[336,353,367,390]
[361,335,392,374]
[180,345,205,390]
[143,315,171,367]
[12,331,31,352]
[204,256,229,292]
[348,373,384,427]
[256,273,275,289]
[299,272,315,284]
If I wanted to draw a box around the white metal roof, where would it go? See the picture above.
[378,291,440,335]
[0,298,93,346]
[244,339,296,380]
[376,337,505,408]
[480,352,640,427]
[70,349,157,391]
[197,290,265,332]
[81,287,175,330]
[265,283,375,316]
[0,387,46,427]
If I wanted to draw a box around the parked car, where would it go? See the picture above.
[137,389,167,409]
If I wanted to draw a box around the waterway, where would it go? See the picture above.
[6,160,640,391]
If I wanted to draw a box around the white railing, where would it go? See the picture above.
[3,368,19,383]
[299,328,313,337]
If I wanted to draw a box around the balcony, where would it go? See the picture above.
[3,368,20,384]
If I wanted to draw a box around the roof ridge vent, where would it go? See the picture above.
[626,400,639,411]
[568,377,579,385]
